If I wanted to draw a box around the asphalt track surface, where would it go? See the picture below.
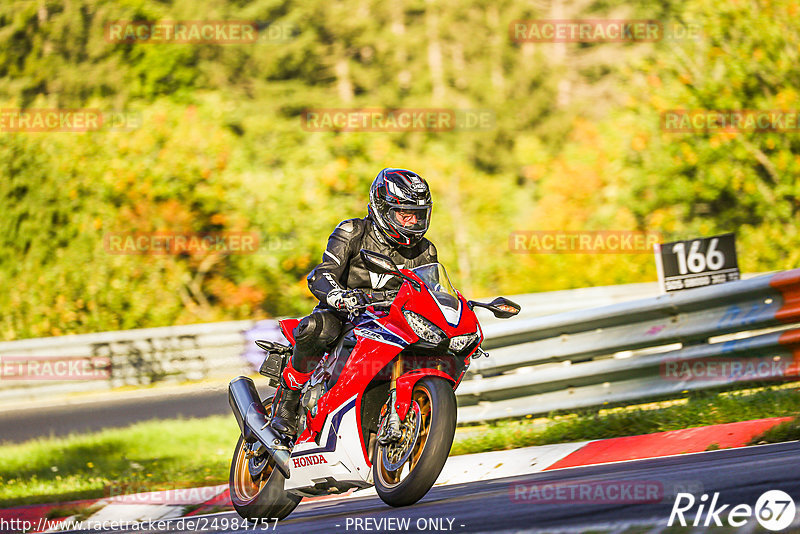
[0,385,231,444]
[67,441,800,534]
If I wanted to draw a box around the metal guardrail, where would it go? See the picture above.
[457,269,800,423]
[0,321,255,401]
[0,283,658,403]
[1,272,798,426]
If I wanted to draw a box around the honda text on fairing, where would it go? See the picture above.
[227,249,520,519]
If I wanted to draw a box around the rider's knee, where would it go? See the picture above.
[317,312,343,347]
[291,311,343,374]
[294,314,324,348]
[294,311,342,350]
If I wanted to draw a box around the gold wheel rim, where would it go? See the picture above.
[377,384,433,489]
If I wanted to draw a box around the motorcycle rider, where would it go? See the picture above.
[270,168,438,437]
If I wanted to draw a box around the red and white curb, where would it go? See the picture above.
[543,416,793,471]
[351,440,591,499]
[2,416,791,531]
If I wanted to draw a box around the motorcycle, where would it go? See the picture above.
[227,249,520,519]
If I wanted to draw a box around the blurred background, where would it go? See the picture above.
[2,0,799,342]
[3,0,800,517]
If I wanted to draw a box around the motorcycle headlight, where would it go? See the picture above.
[403,310,446,344]
[449,332,479,352]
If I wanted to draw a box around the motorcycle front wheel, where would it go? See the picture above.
[229,396,301,520]
[373,377,457,507]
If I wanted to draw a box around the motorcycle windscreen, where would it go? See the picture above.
[411,263,461,325]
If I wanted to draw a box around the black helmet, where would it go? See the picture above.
[368,168,432,248]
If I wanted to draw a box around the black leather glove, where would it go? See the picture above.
[326,288,371,312]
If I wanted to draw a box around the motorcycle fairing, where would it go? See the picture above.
[284,394,372,494]
[293,396,356,457]
[353,319,409,348]
[306,336,404,448]
[430,289,463,327]
[394,368,455,420]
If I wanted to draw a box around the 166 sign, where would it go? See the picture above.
[655,233,739,293]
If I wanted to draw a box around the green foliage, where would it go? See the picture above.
[618,0,800,271]
[0,0,798,339]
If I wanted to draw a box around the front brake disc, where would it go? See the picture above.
[381,401,421,472]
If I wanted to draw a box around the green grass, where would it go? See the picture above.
[449,384,800,456]
[2,384,799,508]
[0,416,240,507]
[748,416,800,445]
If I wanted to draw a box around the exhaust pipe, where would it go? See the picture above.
[228,376,292,478]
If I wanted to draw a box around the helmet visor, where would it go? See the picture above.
[388,206,431,234]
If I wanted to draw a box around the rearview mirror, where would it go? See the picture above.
[360,249,399,275]
[359,249,423,291]
[468,297,521,319]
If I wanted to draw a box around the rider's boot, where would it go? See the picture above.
[270,363,311,438]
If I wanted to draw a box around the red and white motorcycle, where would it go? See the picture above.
[228,249,520,519]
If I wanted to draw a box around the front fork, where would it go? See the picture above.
[377,356,404,445]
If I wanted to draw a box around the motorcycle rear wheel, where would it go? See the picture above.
[373,377,456,507]
[229,396,301,520]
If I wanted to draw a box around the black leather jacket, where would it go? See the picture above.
[307,216,438,309]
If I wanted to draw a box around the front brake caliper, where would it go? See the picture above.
[377,390,403,445]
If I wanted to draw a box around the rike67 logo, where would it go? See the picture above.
[669,490,796,531]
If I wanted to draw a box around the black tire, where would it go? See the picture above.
[373,377,456,507]
[229,397,301,520]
